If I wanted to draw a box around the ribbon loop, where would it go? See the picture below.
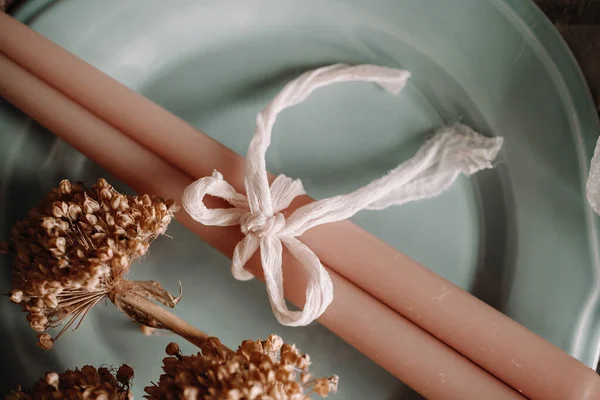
[182,64,503,326]
[182,170,249,227]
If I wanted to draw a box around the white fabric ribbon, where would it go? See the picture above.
[588,139,600,215]
[182,64,503,326]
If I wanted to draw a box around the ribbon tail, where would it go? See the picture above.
[260,236,333,327]
[365,169,463,210]
[280,237,333,326]
[366,124,504,210]
[260,236,303,325]
[231,235,260,281]
[285,124,503,235]
[587,134,600,215]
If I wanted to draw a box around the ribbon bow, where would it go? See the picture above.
[182,64,503,326]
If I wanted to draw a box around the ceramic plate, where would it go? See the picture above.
[2,0,600,398]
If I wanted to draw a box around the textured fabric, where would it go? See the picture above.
[588,137,600,214]
[183,64,504,326]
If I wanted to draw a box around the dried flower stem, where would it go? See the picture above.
[113,291,232,353]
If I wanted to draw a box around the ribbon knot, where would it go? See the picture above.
[182,64,503,327]
[240,212,285,237]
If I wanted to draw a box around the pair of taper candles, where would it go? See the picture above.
[0,12,598,400]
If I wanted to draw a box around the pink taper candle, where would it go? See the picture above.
[0,53,525,400]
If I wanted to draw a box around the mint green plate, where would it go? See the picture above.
[2,0,599,398]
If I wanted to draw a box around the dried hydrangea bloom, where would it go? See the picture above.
[5,178,179,349]
[6,364,134,400]
[145,334,339,399]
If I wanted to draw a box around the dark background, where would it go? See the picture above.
[534,0,599,113]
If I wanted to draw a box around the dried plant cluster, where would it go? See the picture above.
[3,179,340,398]
[6,178,177,349]
[6,364,134,400]
[145,334,338,400]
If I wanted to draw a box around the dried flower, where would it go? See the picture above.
[145,334,339,399]
[5,179,178,348]
[6,364,133,400]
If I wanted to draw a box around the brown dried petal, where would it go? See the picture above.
[51,202,68,218]
[36,333,54,350]
[106,213,116,226]
[68,204,82,220]
[10,290,23,304]
[183,386,199,399]
[59,179,72,195]
[99,188,113,201]
[141,194,152,206]
[97,247,114,262]
[45,372,59,389]
[41,217,58,231]
[50,237,67,254]
[85,213,98,226]
[83,195,100,214]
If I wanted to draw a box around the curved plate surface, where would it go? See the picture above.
[1,0,599,398]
